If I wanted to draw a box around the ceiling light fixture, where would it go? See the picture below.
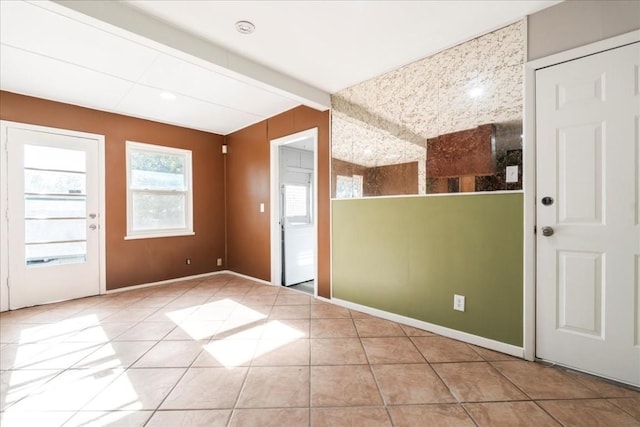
[468,86,484,98]
[160,91,176,100]
[235,20,255,35]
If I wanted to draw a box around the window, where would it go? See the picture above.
[125,141,193,239]
[336,174,363,199]
[284,183,311,223]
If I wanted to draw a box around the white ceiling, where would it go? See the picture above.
[0,0,559,136]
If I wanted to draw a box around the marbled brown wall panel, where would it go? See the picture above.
[364,162,419,197]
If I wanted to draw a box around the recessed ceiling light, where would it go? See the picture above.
[236,20,255,35]
[468,86,484,98]
[160,91,176,100]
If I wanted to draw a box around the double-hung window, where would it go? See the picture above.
[125,141,193,239]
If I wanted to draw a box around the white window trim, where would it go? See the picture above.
[125,141,194,240]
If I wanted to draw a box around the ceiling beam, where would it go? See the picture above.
[51,0,331,111]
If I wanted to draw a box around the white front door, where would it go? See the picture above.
[5,124,103,309]
[536,42,640,386]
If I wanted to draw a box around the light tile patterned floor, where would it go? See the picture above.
[1,274,638,426]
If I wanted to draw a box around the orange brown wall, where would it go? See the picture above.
[0,91,226,290]
[226,106,331,298]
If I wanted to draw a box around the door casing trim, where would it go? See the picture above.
[0,120,106,312]
[523,29,640,361]
[269,128,319,296]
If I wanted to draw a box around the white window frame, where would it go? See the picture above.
[125,141,194,240]
[336,174,363,199]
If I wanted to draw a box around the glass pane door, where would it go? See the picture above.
[6,124,101,310]
[23,144,88,266]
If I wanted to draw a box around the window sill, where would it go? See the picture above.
[124,231,195,240]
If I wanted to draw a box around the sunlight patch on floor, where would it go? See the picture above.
[3,314,141,426]
[165,299,306,369]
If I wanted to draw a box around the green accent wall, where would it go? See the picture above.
[332,193,524,346]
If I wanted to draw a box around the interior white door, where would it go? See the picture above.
[7,126,101,309]
[536,42,640,386]
[281,172,314,286]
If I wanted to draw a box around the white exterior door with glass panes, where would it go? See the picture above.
[5,123,102,309]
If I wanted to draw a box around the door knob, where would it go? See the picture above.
[89,224,97,230]
[541,226,554,236]
[89,213,97,219]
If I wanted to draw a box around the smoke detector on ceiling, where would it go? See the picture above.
[236,20,255,35]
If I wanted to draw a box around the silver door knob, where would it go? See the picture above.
[89,224,97,230]
[541,226,554,236]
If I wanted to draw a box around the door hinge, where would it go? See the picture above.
[534,225,537,234]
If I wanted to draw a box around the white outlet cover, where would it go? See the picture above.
[260,203,265,213]
[506,165,519,183]
[454,294,465,312]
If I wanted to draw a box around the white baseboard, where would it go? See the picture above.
[8,269,524,360]
[332,297,524,359]
[106,271,227,294]
[106,270,273,295]
[224,270,273,286]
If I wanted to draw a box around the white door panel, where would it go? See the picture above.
[279,145,315,287]
[536,42,640,386]
[557,123,603,224]
[6,126,101,309]
[283,225,314,286]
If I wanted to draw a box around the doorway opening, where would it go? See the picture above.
[270,128,318,296]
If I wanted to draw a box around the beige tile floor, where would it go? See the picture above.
[1,274,638,426]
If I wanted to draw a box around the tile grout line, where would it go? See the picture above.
[3,273,638,426]
[139,276,231,426]
[308,302,313,427]
[227,285,281,425]
[458,402,481,427]
[531,400,566,427]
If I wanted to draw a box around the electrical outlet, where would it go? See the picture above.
[453,294,465,312]
[259,203,265,213]
[217,258,222,266]
[186,258,192,265]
